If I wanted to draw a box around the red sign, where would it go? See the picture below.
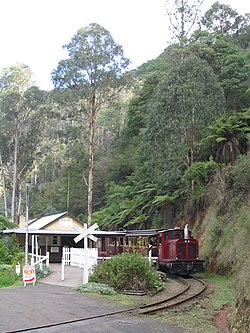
[23,266,36,286]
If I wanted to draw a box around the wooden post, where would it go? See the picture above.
[31,235,35,263]
[61,257,65,281]
[148,245,152,263]
[46,252,49,267]
[83,236,89,284]
[35,236,39,260]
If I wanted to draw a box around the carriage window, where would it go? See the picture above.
[159,234,162,245]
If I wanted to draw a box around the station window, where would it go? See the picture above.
[52,236,59,245]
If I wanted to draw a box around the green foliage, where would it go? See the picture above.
[232,153,250,193]
[75,282,117,295]
[0,265,19,288]
[92,174,179,229]
[201,2,239,36]
[89,252,163,292]
[0,216,16,230]
[189,30,250,111]
[183,159,219,189]
[207,109,250,163]
[142,51,225,185]
[35,264,52,279]
[231,257,250,333]
[201,169,250,275]
[0,236,24,266]
[0,63,33,93]
[52,23,130,89]
[207,216,223,253]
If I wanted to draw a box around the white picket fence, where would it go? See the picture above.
[62,247,98,269]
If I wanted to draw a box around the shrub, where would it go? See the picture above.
[0,265,19,288]
[0,235,25,266]
[183,159,219,190]
[75,282,116,295]
[89,252,163,292]
[35,264,51,278]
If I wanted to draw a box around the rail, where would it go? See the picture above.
[30,252,49,269]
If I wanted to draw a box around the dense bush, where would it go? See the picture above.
[0,265,19,287]
[89,252,163,292]
[0,235,25,266]
[183,159,219,190]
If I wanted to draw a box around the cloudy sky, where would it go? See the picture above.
[0,0,249,90]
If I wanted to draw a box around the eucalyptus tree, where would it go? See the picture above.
[199,2,250,49]
[233,13,250,50]
[165,0,204,44]
[0,63,33,93]
[142,51,225,187]
[201,1,241,36]
[0,64,47,221]
[51,23,130,224]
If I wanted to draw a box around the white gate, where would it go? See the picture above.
[62,247,98,269]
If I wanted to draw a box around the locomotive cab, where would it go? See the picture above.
[157,226,204,275]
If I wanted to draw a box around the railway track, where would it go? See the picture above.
[138,276,207,315]
[4,276,206,333]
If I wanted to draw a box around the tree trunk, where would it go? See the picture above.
[11,130,18,222]
[0,152,8,217]
[88,119,95,226]
[87,92,97,226]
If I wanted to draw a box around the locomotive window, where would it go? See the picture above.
[170,231,184,239]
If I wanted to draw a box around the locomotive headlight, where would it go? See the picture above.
[176,257,178,260]
[196,257,199,259]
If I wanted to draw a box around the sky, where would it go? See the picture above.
[0,0,249,90]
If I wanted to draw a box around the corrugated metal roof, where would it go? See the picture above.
[92,230,126,237]
[3,229,81,236]
[28,212,68,230]
[125,229,158,237]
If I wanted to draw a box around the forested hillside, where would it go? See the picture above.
[0,2,249,331]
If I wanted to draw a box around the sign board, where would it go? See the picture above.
[74,223,99,243]
[23,265,36,286]
[50,246,60,253]
[59,218,72,227]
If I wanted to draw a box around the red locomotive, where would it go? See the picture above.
[156,225,204,275]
